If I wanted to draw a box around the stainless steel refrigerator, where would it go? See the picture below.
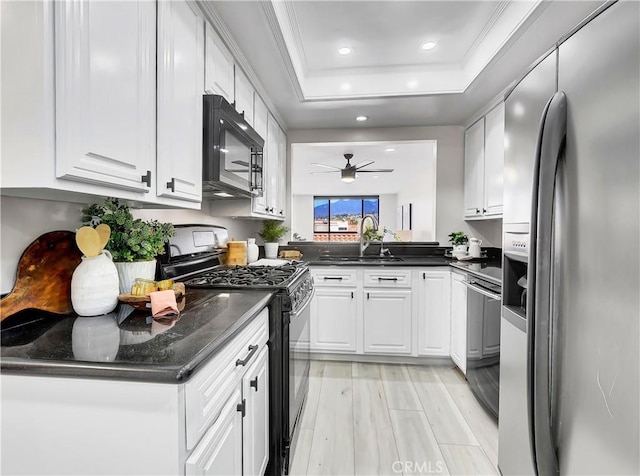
[499,1,639,474]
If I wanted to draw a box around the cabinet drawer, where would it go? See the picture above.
[363,269,412,288]
[185,308,268,450]
[311,268,358,286]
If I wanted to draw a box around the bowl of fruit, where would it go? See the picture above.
[117,279,185,312]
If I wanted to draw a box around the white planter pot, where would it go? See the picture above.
[453,244,468,253]
[264,242,279,259]
[113,259,157,294]
[71,250,119,316]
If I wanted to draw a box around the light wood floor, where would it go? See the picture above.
[289,361,499,476]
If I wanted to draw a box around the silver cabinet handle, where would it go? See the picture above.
[235,345,258,367]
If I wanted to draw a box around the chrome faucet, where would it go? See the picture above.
[359,214,379,257]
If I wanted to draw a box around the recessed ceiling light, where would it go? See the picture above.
[341,82,351,91]
[385,148,395,152]
[338,47,352,55]
[421,41,437,51]
[407,80,419,88]
[373,176,380,179]
[356,115,368,122]
[213,192,234,198]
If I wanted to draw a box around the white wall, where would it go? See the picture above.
[0,197,263,294]
[288,126,502,246]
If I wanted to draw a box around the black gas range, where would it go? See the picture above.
[159,225,313,476]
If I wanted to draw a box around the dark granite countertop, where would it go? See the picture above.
[1,289,273,383]
[307,255,453,267]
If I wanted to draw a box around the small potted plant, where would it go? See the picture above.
[258,219,289,259]
[448,231,469,253]
[81,198,175,293]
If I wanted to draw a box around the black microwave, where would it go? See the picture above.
[202,95,264,199]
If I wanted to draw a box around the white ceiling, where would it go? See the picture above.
[290,141,436,195]
[208,0,604,129]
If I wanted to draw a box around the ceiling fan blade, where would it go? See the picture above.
[232,160,249,167]
[311,163,342,170]
[310,170,340,174]
[356,169,394,173]
[354,160,374,169]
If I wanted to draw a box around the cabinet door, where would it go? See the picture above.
[463,118,485,218]
[266,114,280,217]
[242,346,269,476]
[483,102,505,217]
[276,126,287,218]
[234,67,254,127]
[157,0,203,202]
[55,0,155,193]
[450,274,468,374]
[363,289,412,355]
[416,270,451,356]
[310,287,357,352]
[186,388,243,476]
[253,94,268,141]
[205,22,234,101]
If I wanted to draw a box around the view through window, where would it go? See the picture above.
[313,196,379,242]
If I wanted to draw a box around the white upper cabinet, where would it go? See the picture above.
[54,0,156,193]
[277,125,287,218]
[253,94,268,142]
[234,67,254,127]
[204,22,234,101]
[156,0,204,203]
[266,113,279,216]
[483,102,505,217]
[464,118,485,218]
[464,102,505,219]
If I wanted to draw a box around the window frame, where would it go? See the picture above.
[313,195,380,241]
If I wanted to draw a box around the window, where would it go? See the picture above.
[313,196,379,242]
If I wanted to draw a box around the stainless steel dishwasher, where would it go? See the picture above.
[462,275,502,420]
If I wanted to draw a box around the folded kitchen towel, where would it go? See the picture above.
[149,290,180,318]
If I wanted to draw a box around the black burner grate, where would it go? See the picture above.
[185,264,299,287]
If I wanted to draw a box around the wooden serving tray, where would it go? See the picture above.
[118,283,185,311]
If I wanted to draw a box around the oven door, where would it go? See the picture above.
[288,289,312,439]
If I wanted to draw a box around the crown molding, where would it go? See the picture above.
[261,0,306,103]
[463,0,511,62]
[196,0,289,130]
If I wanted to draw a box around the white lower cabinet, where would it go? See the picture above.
[242,347,269,476]
[311,287,358,352]
[1,310,269,476]
[415,269,451,357]
[450,272,468,373]
[186,345,268,476]
[363,288,412,354]
[186,388,244,475]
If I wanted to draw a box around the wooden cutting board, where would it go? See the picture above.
[0,231,83,320]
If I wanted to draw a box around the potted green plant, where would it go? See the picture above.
[448,231,469,253]
[81,198,175,293]
[258,219,289,259]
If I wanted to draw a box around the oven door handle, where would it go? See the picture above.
[289,288,315,320]
[462,280,502,301]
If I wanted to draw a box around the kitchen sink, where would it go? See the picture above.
[316,255,404,262]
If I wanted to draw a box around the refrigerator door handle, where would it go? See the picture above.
[527,91,567,476]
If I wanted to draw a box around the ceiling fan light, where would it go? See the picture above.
[341,168,356,182]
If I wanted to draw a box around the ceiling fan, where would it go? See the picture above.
[310,153,394,183]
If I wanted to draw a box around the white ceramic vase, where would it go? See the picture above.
[247,238,259,263]
[71,250,120,316]
[264,242,279,259]
[72,313,120,362]
[113,259,157,294]
[453,244,468,253]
